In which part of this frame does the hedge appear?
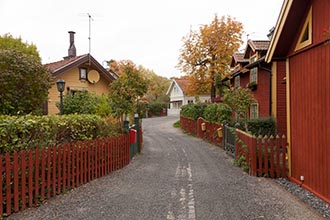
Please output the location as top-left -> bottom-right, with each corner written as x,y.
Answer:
0,114 -> 121,154
247,117 -> 276,137
181,103 -> 207,120
203,103 -> 232,124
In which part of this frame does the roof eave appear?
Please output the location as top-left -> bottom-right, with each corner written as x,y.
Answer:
265,0 -> 293,63
52,54 -> 116,82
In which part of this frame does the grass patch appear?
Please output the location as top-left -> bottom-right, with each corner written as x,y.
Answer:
173,120 -> 181,128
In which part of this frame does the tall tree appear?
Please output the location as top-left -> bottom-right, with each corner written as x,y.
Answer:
177,15 -> 243,98
108,61 -> 148,119
0,34 -> 52,115
138,66 -> 170,103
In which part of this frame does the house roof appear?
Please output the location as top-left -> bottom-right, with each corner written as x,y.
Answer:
230,53 -> 249,67
244,40 -> 270,59
175,77 -> 190,94
266,0 -> 311,62
166,77 -> 189,95
46,54 -> 86,73
45,54 -> 118,81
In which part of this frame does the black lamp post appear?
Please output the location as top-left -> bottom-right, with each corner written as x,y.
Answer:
56,79 -> 65,115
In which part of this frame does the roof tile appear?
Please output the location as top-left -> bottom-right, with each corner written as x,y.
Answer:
45,54 -> 86,72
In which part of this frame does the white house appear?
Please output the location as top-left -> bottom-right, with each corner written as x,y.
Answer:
166,77 -> 211,116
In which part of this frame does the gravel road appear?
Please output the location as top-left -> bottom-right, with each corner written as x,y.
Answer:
8,116 -> 324,220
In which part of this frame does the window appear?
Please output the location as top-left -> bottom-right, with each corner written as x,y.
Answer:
295,7 -> 312,51
79,68 -> 87,80
249,54 -> 257,64
188,100 -> 194,104
250,68 -> 258,83
249,54 -> 258,84
250,103 -> 259,119
173,85 -> 178,93
234,76 -> 240,88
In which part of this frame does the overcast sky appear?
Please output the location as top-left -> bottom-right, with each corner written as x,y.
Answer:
0,0 -> 283,78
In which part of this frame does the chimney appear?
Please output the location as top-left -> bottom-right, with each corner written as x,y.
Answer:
67,31 -> 76,58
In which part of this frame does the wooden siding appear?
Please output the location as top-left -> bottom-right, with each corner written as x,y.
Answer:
231,69 -> 271,119
289,43 -> 330,202
286,0 -> 330,202
251,68 -> 271,118
276,61 -> 287,135
48,68 -> 111,115
312,0 -> 330,45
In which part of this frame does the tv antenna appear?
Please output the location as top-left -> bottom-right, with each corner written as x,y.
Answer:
87,13 -> 93,55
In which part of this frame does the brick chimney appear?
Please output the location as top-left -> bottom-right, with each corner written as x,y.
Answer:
67,31 -> 76,58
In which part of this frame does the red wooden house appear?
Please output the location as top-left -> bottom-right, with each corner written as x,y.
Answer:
222,40 -> 287,135
266,0 -> 330,202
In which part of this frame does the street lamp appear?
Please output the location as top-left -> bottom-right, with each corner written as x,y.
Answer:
56,79 -> 65,115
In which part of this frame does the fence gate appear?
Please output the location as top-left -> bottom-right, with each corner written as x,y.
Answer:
223,125 -> 236,158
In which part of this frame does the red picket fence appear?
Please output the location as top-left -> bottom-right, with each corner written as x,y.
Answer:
0,134 -> 130,216
180,116 -> 288,178
180,116 -> 197,136
196,118 -> 223,146
236,130 -> 288,178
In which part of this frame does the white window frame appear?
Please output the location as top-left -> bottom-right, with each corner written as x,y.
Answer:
250,67 -> 258,83
250,103 -> 259,119
79,67 -> 87,80
234,76 -> 240,88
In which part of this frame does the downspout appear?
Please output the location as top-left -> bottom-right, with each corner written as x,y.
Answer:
258,64 -> 272,117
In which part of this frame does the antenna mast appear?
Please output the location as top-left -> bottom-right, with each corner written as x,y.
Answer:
87,13 -> 93,54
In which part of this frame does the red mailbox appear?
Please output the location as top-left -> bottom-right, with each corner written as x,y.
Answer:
129,129 -> 137,144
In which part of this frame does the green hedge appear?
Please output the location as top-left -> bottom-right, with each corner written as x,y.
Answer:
148,102 -> 166,117
0,114 -> 121,154
181,103 -> 207,120
203,103 -> 232,124
247,117 -> 276,137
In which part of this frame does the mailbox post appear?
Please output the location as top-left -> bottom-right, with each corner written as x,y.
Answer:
134,114 -> 140,153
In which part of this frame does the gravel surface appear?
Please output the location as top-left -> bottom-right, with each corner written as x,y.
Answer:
7,116 -> 325,220
276,178 -> 330,218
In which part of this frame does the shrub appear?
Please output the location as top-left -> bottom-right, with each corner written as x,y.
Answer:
203,103 -> 232,124
247,117 -> 276,137
0,114 -> 121,154
173,120 -> 180,128
181,104 -> 195,119
58,91 -> 98,115
181,103 -> 207,120
148,102 -> 165,116
193,103 -> 207,120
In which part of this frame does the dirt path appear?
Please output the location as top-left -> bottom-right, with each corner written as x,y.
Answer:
8,116 -> 324,220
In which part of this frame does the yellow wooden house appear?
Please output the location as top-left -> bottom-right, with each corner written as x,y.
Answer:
45,31 -> 117,115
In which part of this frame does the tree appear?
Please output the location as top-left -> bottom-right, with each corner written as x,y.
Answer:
138,66 -> 170,103
177,15 -> 243,98
223,87 -> 256,124
58,91 -> 112,117
108,61 -> 148,119
0,34 -> 52,115
0,33 -> 41,62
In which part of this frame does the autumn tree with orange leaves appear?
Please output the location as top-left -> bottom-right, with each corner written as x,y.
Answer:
177,15 -> 243,98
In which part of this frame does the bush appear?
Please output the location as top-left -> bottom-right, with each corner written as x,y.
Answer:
0,114 -> 121,154
247,117 -> 276,137
181,104 -> 195,118
148,102 -> 166,117
58,91 -> 98,115
193,103 -> 207,120
181,103 -> 207,120
203,103 -> 232,124
173,120 -> 180,128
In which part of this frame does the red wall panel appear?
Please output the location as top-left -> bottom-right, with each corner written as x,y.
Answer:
289,43 -> 330,202
276,62 -> 287,135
